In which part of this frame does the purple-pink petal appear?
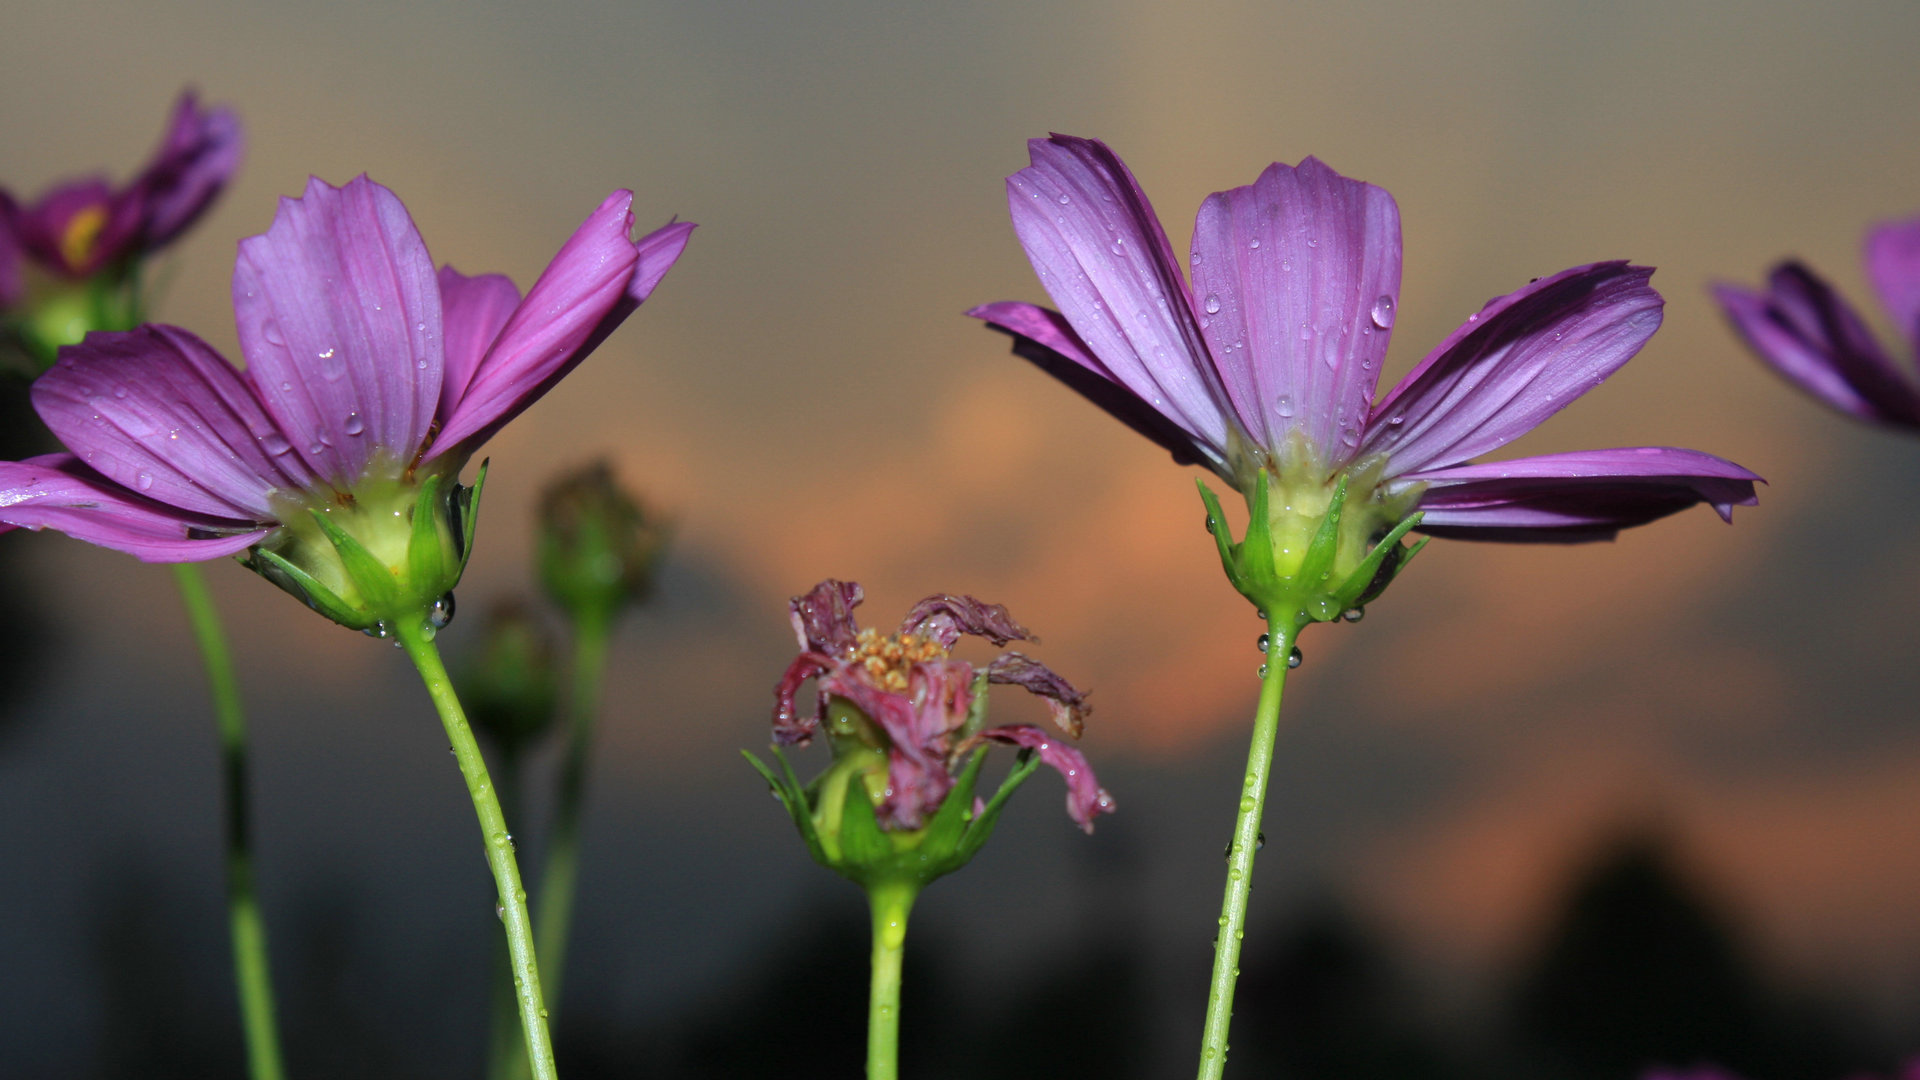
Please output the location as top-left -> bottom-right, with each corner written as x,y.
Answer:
789,578 -> 864,654
772,651 -> 834,746
1713,280 -> 1893,423
233,176 -> 442,483
1006,136 -> 1232,458
985,650 -> 1090,738
1189,157 -> 1401,471
981,724 -> 1115,833
436,267 -> 521,419
1364,262 -> 1665,476
14,178 -> 144,278
432,197 -> 691,456
0,453 -> 266,562
967,301 -> 1225,474
899,592 -> 1033,648
33,325 -> 311,519
1865,217 -> 1920,352
1405,447 -> 1761,541
134,91 -> 243,250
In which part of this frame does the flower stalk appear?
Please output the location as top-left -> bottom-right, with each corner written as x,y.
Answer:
1196,617 -> 1292,1080
395,615 -> 558,1080
532,605 -> 612,1015
865,878 -> 919,1080
171,562 -> 286,1080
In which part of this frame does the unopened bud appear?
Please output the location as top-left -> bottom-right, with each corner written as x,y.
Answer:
537,461 -> 668,626
458,602 -> 560,756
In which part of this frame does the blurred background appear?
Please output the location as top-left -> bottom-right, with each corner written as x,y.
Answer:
4,0 -> 1920,1076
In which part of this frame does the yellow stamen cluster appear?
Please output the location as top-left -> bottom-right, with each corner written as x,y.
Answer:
59,203 -> 111,270
851,627 -> 947,693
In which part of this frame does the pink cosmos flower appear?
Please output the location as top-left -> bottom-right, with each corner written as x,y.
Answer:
1714,217 -> 1920,430
0,90 -> 241,301
972,136 -> 1759,544
773,579 -> 1114,833
0,176 -> 692,613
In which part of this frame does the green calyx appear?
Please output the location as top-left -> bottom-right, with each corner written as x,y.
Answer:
1198,463 -> 1430,637
242,459 -> 488,639
4,266 -> 144,372
744,675 -> 1041,890
536,460 -> 669,627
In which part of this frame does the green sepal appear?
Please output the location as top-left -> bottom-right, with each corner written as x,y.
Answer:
1295,473 -> 1349,590
917,749 -> 986,857
954,748 -> 1043,863
407,473 -> 445,589
1333,510 -> 1424,608
242,547 -> 372,630
835,767 -> 895,868
1197,478 -> 1237,590
743,747 -> 828,865
458,459 -> 489,572
308,507 -> 400,610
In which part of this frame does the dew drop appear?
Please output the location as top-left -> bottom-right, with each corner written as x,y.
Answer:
1287,646 -> 1303,669
1298,323 -> 1313,341
318,347 -> 334,360
342,412 -> 365,435
1256,832 -> 1267,850
1248,237 -> 1261,249
1275,394 -> 1295,417
1255,632 -> 1269,653
1280,259 -> 1292,272
112,385 -> 129,399
1057,192 -> 1071,205
1307,237 -> 1319,248
1257,609 -> 1268,621
135,471 -> 154,491
1257,664 -> 1268,678
1203,514 -> 1216,534
1342,607 -> 1365,623
1110,240 -> 1126,256
1204,293 -> 1222,315
1370,294 -> 1396,329
1190,250 -> 1204,267
307,443 -> 326,456
280,382 -> 293,393
429,591 -> 457,630
261,320 -> 284,346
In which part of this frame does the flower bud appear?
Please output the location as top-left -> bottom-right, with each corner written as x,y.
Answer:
457,602 -> 560,756
536,461 -> 668,626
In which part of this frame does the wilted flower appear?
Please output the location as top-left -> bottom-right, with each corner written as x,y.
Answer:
1,91 -> 241,359
0,175 -> 693,635
537,460 -> 669,625
972,136 -> 1759,623
754,580 -> 1111,886
1714,217 -> 1920,430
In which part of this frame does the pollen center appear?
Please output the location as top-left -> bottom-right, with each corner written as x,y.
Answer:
59,203 -> 110,270
852,628 -> 947,693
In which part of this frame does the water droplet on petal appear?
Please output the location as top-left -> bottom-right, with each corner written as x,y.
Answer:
112,385 -> 129,399
1370,295 -> 1396,329
135,471 -> 154,491
1275,394 -> 1294,418
1190,250 -> 1204,267
262,320 -> 284,346
1248,237 -> 1261,249
1204,293 -> 1222,314
342,412 -> 365,436
1057,192 -> 1071,205
1298,323 -> 1313,341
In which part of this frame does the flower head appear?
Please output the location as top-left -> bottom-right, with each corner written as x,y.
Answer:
0,175 -> 694,635
1714,217 -> 1920,430
0,91 -> 241,359
766,580 -> 1112,862
971,136 -> 1759,624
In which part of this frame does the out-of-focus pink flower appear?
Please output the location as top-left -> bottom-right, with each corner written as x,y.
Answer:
0,90 -> 241,292
973,135 -> 1760,544
773,579 -> 1113,833
1715,218 -> 1920,431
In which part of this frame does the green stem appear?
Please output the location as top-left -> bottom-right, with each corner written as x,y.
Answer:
171,563 -> 287,1080
865,879 -> 919,1080
486,755 -> 529,1080
394,620 -> 559,1080
1196,620 -> 1294,1080
532,611 -> 613,1013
